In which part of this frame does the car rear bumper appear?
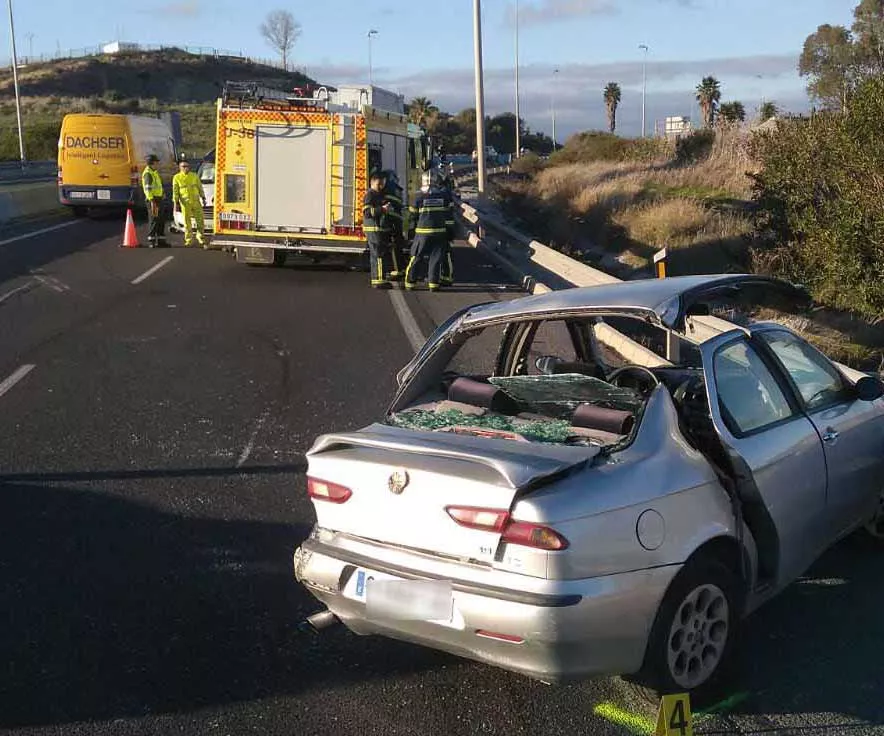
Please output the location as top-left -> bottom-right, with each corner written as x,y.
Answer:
294,537 -> 680,683
59,185 -> 135,207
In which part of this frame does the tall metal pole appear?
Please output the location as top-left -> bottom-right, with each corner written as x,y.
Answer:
368,29 -> 378,87
473,0 -> 487,194
639,44 -> 648,138
551,68 -> 558,151
514,0 -> 521,159
7,0 -> 25,163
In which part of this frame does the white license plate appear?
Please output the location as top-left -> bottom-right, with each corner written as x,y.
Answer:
70,191 -> 94,199
97,189 -> 111,200
344,568 -> 456,624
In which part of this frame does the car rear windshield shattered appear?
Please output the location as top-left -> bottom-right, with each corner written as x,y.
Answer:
388,374 -> 644,447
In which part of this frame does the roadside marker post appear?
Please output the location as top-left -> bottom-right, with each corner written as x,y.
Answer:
654,247 -> 667,279
655,693 -> 693,736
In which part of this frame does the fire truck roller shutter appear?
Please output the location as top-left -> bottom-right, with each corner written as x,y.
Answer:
256,126 -> 329,231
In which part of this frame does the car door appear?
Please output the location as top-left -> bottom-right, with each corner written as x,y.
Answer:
756,328 -> 884,539
701,335 -> 829,586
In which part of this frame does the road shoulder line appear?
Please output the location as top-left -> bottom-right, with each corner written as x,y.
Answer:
0,220 -> 80,247
0,364 -> 35,399
389,289 -> 426,353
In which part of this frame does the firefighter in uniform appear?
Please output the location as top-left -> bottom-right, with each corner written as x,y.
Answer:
380,169 -> 405,280
404,173 -> 456,292
142,154 -> 168,247
362,172 -> 395,289
172,158 -> 207,248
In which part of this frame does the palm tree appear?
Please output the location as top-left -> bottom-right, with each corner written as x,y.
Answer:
603,83 -> 622,133
695,76 -> 722,127
759,101 -> 778,122
408,97 -> 439,127
718,101 -> 746,123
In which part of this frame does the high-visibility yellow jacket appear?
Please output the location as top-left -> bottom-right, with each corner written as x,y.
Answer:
172,170 -> 204,206
142,166 -> 163,200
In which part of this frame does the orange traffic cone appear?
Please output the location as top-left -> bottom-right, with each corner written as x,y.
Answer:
122,208 -> 139,248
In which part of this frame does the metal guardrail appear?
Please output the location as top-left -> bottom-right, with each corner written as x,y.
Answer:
451,170 -> 742,367
0,161 -> 57,183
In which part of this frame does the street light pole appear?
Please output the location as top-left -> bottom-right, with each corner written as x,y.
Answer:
473,0 -> 487,194
639,44 -> 648,138
367,29 -> 378,87
514,0 -> 521,159
551,68 -> 559,151
6,0 -> 25,163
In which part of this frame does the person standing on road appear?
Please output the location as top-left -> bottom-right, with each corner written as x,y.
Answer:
172,159 -> 207,248
380,169 -> 405,280
404,173 -> 456,292
141,154 -> 168,247
362,172 -> 395,289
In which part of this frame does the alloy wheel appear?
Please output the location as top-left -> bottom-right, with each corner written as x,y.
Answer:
666,583 -> 730,690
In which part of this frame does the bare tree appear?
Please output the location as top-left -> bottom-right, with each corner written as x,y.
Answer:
259,10 -> 302,70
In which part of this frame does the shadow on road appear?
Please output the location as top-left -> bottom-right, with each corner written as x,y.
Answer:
0,478 -> 452,729
0,212 -> 122,288
719,538 -> 884,728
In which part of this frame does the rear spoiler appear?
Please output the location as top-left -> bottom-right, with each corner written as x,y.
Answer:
306,423 -> 597,491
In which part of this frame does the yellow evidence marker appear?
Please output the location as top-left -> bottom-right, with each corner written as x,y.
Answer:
655,693 -> 693,736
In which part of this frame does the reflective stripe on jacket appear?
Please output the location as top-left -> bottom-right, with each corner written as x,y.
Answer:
173,171 -> 203,205
362,189 -> 390,233
409,188 -> 455,236
142,167 -> 163,200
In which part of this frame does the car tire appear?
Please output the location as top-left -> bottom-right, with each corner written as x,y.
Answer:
626,557 -> 743,709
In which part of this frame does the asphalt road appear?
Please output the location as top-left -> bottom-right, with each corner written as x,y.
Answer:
0,213 -> 882,735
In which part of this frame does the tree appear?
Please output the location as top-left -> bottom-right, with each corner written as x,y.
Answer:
696,76 -> 722,127
759,101 -> 779,121
259,10 -> 301,70
719,101 -> 746,123
603,82 -> 621,134
408,97 -> 439,127
799,24 -> 857,112
852,0 -> 884,73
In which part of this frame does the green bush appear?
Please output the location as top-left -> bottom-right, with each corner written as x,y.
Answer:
510,151 -> 543,175
0,119 -> 61,160
750,77 -> 884,319
675,129 -> 716,164
548,131 -> 667,166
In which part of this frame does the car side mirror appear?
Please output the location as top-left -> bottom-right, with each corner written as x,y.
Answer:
855,375 -> 884,402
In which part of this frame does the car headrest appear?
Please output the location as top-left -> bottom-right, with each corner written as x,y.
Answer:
571,404 -> 635,435
448,377 -> 520,415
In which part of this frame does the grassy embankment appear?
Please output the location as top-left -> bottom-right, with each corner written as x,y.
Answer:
0,49 -> 312,159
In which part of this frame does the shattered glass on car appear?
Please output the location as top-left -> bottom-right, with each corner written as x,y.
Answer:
488,374 -> 643,416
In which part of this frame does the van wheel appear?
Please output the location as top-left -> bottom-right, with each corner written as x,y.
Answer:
272,249 -> 287,267
625,557 -> 741,709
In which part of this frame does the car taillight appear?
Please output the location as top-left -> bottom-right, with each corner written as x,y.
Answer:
307,477 -> 352,504
445,506 -> 569,551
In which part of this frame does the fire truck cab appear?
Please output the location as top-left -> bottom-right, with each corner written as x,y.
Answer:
210,81 -> 432,267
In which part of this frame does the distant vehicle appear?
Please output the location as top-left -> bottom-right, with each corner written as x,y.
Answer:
57,113 -> 178,216
210,81 -> 432,267
295,274 -> 884,703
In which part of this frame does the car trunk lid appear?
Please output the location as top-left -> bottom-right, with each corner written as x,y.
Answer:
305,423 -> 597,563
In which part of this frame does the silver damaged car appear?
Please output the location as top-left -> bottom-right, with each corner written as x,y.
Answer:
294,274 -> 884,701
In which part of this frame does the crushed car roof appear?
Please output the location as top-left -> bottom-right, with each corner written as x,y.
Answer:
458,274 -> 809,332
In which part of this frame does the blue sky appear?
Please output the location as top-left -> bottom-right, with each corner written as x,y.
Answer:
5,0 -> 857,138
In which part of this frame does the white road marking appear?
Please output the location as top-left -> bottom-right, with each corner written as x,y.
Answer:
237,408 -> 271,468
0,220 -> 81,247
389,289 -> 426,353
131,256 -> 174,285
0,364 -> 35,399
32,274 -> 65,293
0,280 -> 35,304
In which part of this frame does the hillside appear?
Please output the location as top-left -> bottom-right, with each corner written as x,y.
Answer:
0,49 -> 315,159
